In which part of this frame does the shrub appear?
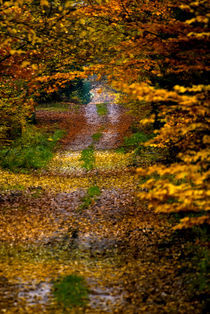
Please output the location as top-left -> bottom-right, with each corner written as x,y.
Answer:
0,127 -> 63,172
123,132 -> 153,149
53,274 -> 89,309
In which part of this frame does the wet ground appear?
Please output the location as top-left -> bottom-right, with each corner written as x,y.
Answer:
37,86 -> 132,152
67,87 -> 129,150
0,86 -> 203,313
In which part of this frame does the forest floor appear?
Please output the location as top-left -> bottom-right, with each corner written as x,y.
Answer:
0,86 -> 206,313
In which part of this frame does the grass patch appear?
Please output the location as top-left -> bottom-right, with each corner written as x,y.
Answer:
123,131 -> 153,149
53,274 -> 89,309
116,131 -> 155,164
80,145 -> 95,171
92,132 -> 103,142
117,130 -> 173,166
115,147 -> 126,154
87,185 -> 101,197
96,103 -> 108,116
37,102 -> 70,112
116,131 -> 153,154
79,185 -> 101,210
0,127 -> 64,172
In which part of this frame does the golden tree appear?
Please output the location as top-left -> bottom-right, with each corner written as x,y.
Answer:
0,0 -> 94,141
1,0 -> 209,228
77,0 -> 210,229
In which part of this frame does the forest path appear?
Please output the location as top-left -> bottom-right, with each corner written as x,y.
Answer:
65,86 -> 129,150
0,86 -> 198,313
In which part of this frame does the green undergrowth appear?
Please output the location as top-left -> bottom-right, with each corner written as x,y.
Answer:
96,103 -> 108,116
163,225 -> 210,311
79,185 -> 101,211
53,274 -> 89,309
183,229 -> 209,311
37,102 -> 70,112
92,132 -> 103,142
37,102 -> 82,113
80,145 -> 95,170
0,127 -> 64,172
124,131 -> 153,148
190,246 -> 209,293
116,131 -> 153,154
115,130 -> 170,166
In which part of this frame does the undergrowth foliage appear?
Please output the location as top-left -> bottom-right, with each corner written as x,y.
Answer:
96,103 -> 108,116
53,274 -> 89,309
0,127 -> 63,171
92,132 -> 103,142
80,145 -> 95,171
79,185 -> 101,211
120,131 -> 154,154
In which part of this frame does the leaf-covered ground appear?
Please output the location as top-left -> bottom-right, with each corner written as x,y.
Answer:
0,87 -> 205,313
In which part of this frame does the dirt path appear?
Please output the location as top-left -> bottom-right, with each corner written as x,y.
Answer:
37,85 -> 132,151
0,86 -> 203,313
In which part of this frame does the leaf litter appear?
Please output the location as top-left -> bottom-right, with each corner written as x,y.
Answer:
0,86 -> 204,313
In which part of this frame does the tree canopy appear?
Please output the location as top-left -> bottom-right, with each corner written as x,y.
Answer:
0,0 -> 209,228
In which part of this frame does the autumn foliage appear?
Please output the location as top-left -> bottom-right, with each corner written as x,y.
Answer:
78,0 -> 210,229
0,0 -> 89,140
0,0 -> 209,229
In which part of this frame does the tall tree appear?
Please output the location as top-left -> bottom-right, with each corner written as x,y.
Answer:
76,0 -> 210,228
0,0 -> 94,140
1,0 -> 209,228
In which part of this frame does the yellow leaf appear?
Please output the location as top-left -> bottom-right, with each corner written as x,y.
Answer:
40,0 -> 49,7
32,64 -> 38,70
21,61 -> 30,68
203,135 -> 210,144
10,49 -> 17,55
